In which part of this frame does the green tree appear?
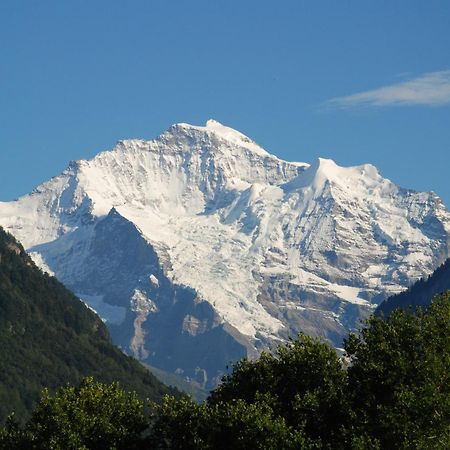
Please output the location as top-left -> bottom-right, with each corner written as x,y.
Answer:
0,413 -> 33,450
7,377 -> 147,450
209,332 -> 348,448
345,293 -> 450,449
148,394 -> 311,450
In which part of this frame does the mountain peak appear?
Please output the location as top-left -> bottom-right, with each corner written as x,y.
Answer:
205,118 -> 226,129
284,157 -> 340,191
1,122 -> 449,388
205,119 -> 272,157
284,157 -> 384,194
165,120 -> 273,158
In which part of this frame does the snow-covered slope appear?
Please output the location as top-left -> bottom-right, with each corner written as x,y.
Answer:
1,119 -> 449,386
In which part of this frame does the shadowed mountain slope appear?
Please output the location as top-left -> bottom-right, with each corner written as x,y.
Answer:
0,227 -> 177,422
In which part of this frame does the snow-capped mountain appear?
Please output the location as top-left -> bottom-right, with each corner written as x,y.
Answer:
1,120 -> 449,387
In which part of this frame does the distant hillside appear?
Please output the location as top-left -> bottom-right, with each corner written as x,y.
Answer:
145,363 -> 208,403
0,227 -> 177,423
376,258 -> 450,316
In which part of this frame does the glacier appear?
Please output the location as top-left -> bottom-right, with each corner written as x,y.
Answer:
1,119 -> 449,388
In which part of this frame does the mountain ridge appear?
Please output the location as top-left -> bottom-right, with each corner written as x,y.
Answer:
1,120 -> 449,387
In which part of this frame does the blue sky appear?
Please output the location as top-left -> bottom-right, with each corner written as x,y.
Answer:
1,1 -> 450,204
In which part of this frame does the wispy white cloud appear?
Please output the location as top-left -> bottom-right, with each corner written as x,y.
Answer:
324,70 -> 450,109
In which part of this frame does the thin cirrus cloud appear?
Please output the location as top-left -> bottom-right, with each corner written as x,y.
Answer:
324,70 -> 450,109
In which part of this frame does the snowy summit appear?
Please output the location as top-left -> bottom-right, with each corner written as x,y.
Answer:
0,120 -> 449,387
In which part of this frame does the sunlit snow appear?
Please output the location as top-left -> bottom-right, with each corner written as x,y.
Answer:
0,120 -> 449,343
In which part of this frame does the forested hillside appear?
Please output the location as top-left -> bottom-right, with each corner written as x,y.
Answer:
0,227 -> 177,423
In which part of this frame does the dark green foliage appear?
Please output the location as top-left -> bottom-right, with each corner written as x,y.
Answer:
209,333 -> 348,447
346,293 -> 450,449
377,258 -> 450,316
0,377 -> 147,449
148,395 -> 311,450
0,228 -> 176,423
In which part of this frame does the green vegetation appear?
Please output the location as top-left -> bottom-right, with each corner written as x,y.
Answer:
209,332 -> 348,447
2,293 -> 450,449
346,295 -> 450,448
0,228 -> 177,423
0,377 -> 148,450
148,395 -> 306,449
144,364 -> 208,403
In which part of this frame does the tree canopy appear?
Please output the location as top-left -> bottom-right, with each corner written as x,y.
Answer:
2,292 -> 450,449
346,293 -> 450,448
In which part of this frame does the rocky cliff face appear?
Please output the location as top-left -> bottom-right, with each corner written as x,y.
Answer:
1,120 -> 449,387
